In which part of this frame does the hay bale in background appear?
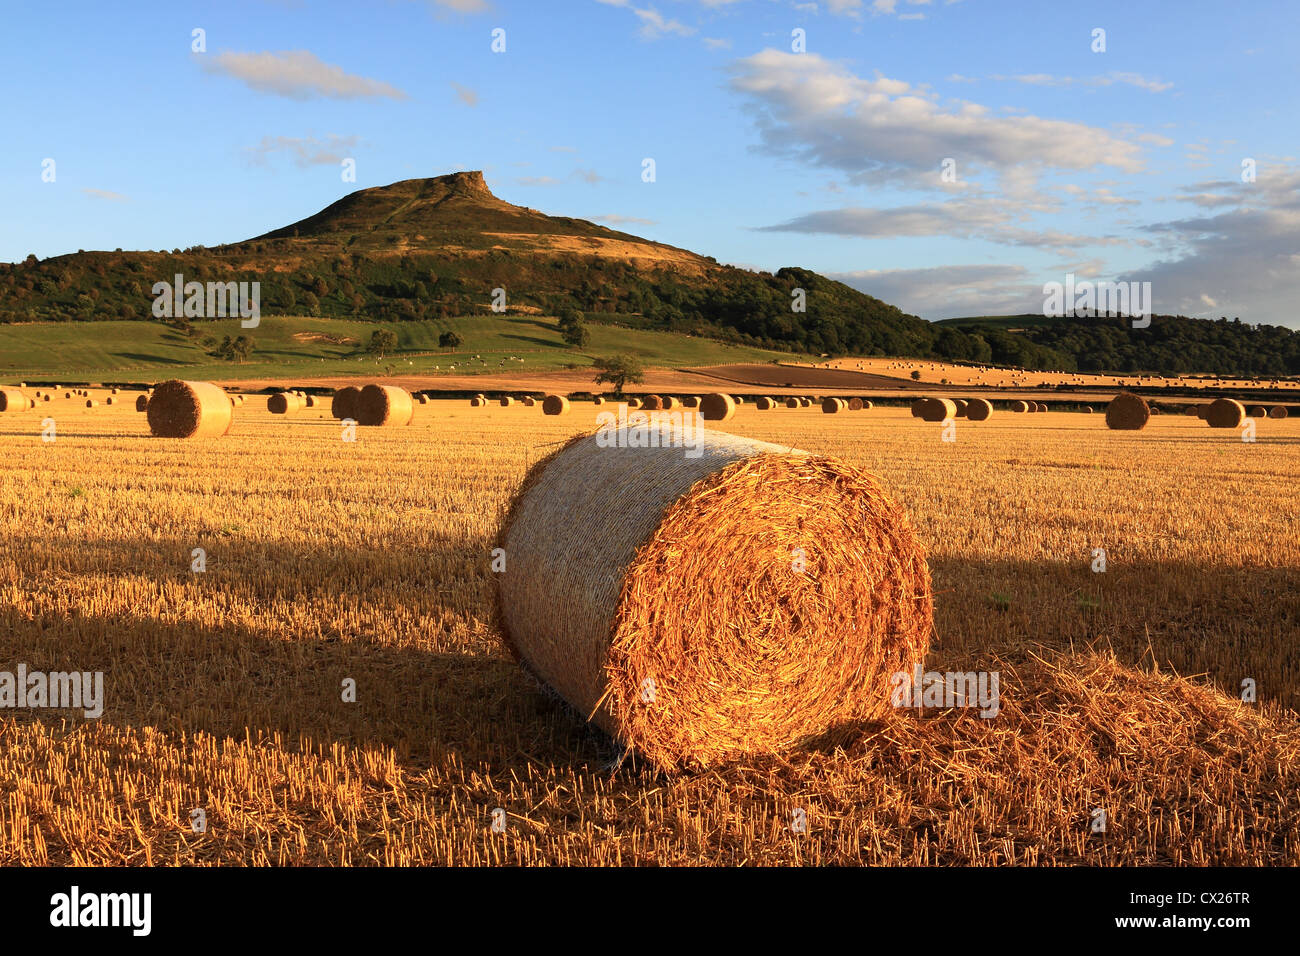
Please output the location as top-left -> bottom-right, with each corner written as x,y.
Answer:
910,398 -> 927,418
1184,406 -> 1199,416
470,397 -> 486,407
848,397 -> 863,411
1205,398 -> 1246,428
1196,405 -> 1210,420
500,396 -> 515,407
1083,406 -> 1094,414
332,386 -> 362,420
916,398 -> 957,422
494,428 -> 933,772
418,394 -> 429,405
303,394 -> 316,408
954,399 -> 970,418
757,397 -> 776,410
735,397 -> 746,406
786,397 -> 800,409
800,398 -> 813,408
822,397 -> 844,414
105,396 -> 116,405
862,400 -> 874,409
593,397 -> 604,406
135,394 -> 149,411
85,399 -> 98,408
626,398 -> 641,409
0,388 -> 27,412
1248,405 -> 1267,418
1104,392 -> 1150,431
1269,405 -> 1288,419
267,392 -> 301,414
682,396 -> 700,409
542,394 -> 570,416
699,393 -> 736,422
664,396 -> 682,410
642,395 -> 664,411
522,396 -> 536,407
357,385 -> 415,426
966,398 -> 993,421
146,380 -> 233,438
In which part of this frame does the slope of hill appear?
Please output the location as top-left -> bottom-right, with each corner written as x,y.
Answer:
0,171 -> 931,359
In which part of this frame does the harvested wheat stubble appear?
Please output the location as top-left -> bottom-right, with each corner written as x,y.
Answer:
1269,405 -> 1289,419
356,384 -> 414,426
495,428 -> 933,772
135,395 -> 149,412
0,388 -> 27,412
916,398 -> 957,422
1104,392 -> 1150,431
267,392 -> 301,414
682,396 -> 700,409
146,380 -> 233,438
757,397 -> 776,410
1205,398 -> 1246,428
700,393 -> 736,422
542,394 -> 570,416
331,386 -> 361,420
786,397 -> 801,409
965,398 -> 993,421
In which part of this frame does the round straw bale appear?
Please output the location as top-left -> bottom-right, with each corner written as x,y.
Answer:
1183,405 -> 1199,416
735,397 -> 746,405
418,394 -> 429,405
682,396 -> 700,409
1248,405 -> 1267,418
303,394 -> 316,408
357,384 -> 415,426
1011,401 -> 1030,413
593,397 -> 604,406
642,395 -> 664,411
663,396 -> 681,410
233,395 -> 244,406
500,396 -> 515,407
862,400 -> 874,409
1205,398 -> 1246,428
105,396 -> 115,405
111,388 -> 119,395
64,392 -> 72,399
267,392 -> 301,414
800,398 -> 813,408
965,398 -> 993,421
135,394 -> 149,411
523,396 -> 536,407
954,398 -> 970,417
786,397 -> 800,409
1149,406 -> 1161,415
331,386 -> 362,420
542,394 -> 570,416
495,430 -> 933,772
626,398 -> 641,409
42,394 -> 51,402
848,397 -> 863,411
470,397 -> 486,407
1104,392 -> 1150,430
1269,405 -> 1288,419
1036,402 -> 1049,413
821,397 -> 843,414
85,399 -> 97,408
146,380 -> 234,438
28,399 -> 36,409
1083,406 -> 1094,413
916,398 -> 957,422
0,388 -> 27,412
757,397 -> 776,410
699,393 -> 736,422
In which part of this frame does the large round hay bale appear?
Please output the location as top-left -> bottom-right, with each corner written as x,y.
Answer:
1269,405 -> 1288,419
1248,405 -> 1267,418
522,396 -> 536,407
1205,398 -> 1246,428
699,393 -> 736,422
965,398 -> 993,421
910,398 -> 926,418
495,429 -> 933,772
0,388 -> 27,412
1104,392 -> 1150,431
331,386 -> 362,420
821,397 -> 843,414
954,398 -> 970,418
916,398 -> 957,422
642,395 -> 664,411
357,384 -> 415,426
1011,400 -> 1029,413
682,396 -> 700,409
1183,405 -> 1199,416
542,394 -> 570,416
663,396 -> 681,411
786,397 -> 800,409
470,397 -> 486,407
267,392 -> 301,414
626,397 -> 641,409
500,396 -> 515,407
146,380 -> 234,438
799,397 -> 813,408
135,394 -> 149,412
756,397 -> 776,410
848,397 -> 864,411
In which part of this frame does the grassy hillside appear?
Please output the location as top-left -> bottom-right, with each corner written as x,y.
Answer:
0,314 -> 792,382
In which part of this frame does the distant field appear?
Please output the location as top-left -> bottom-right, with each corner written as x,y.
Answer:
1,395 -> 1297,864
0,316 -> 789,383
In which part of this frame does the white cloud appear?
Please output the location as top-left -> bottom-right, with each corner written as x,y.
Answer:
199,50 -> 407,100
990,71 -> 1173,93
591,214 -> 659,226
451,81 -> 479,106
81,188 -> 128,202
829,264 -> 1043,319
244,134 -> 361,167
597,0 -> 694,38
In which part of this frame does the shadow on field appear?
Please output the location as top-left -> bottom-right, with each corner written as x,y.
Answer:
111,352 -> 189,365
0,532 -> 620,774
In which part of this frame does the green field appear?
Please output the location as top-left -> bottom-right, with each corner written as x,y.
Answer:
0,315 -> 792,383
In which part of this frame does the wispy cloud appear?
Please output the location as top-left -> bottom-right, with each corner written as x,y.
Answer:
198,50 -> 407,100
596,0 -> 695,39
451,81 -> 479,106
81,188 -> 128,202
244,134 -> 362,167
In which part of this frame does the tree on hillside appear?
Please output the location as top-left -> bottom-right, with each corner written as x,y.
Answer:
562,322 -> 590,348
367,328 -> 398,359
439,330 -> 463,349
592,354 -> 644,395
910,370 -> 921,380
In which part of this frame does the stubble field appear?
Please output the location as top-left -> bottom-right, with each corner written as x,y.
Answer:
1,394 -> 1298,865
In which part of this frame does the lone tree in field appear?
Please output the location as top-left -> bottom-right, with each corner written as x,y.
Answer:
593,354 -> 644,396
367,329 -> 398,359
562,323 -> 590,348
910,370 -> 922,381
439,330 -> 463,349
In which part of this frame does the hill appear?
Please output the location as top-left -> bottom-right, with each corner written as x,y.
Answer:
0,171 -> 931,359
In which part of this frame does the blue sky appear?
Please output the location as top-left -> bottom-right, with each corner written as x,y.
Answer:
2,0 -> 1297,325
